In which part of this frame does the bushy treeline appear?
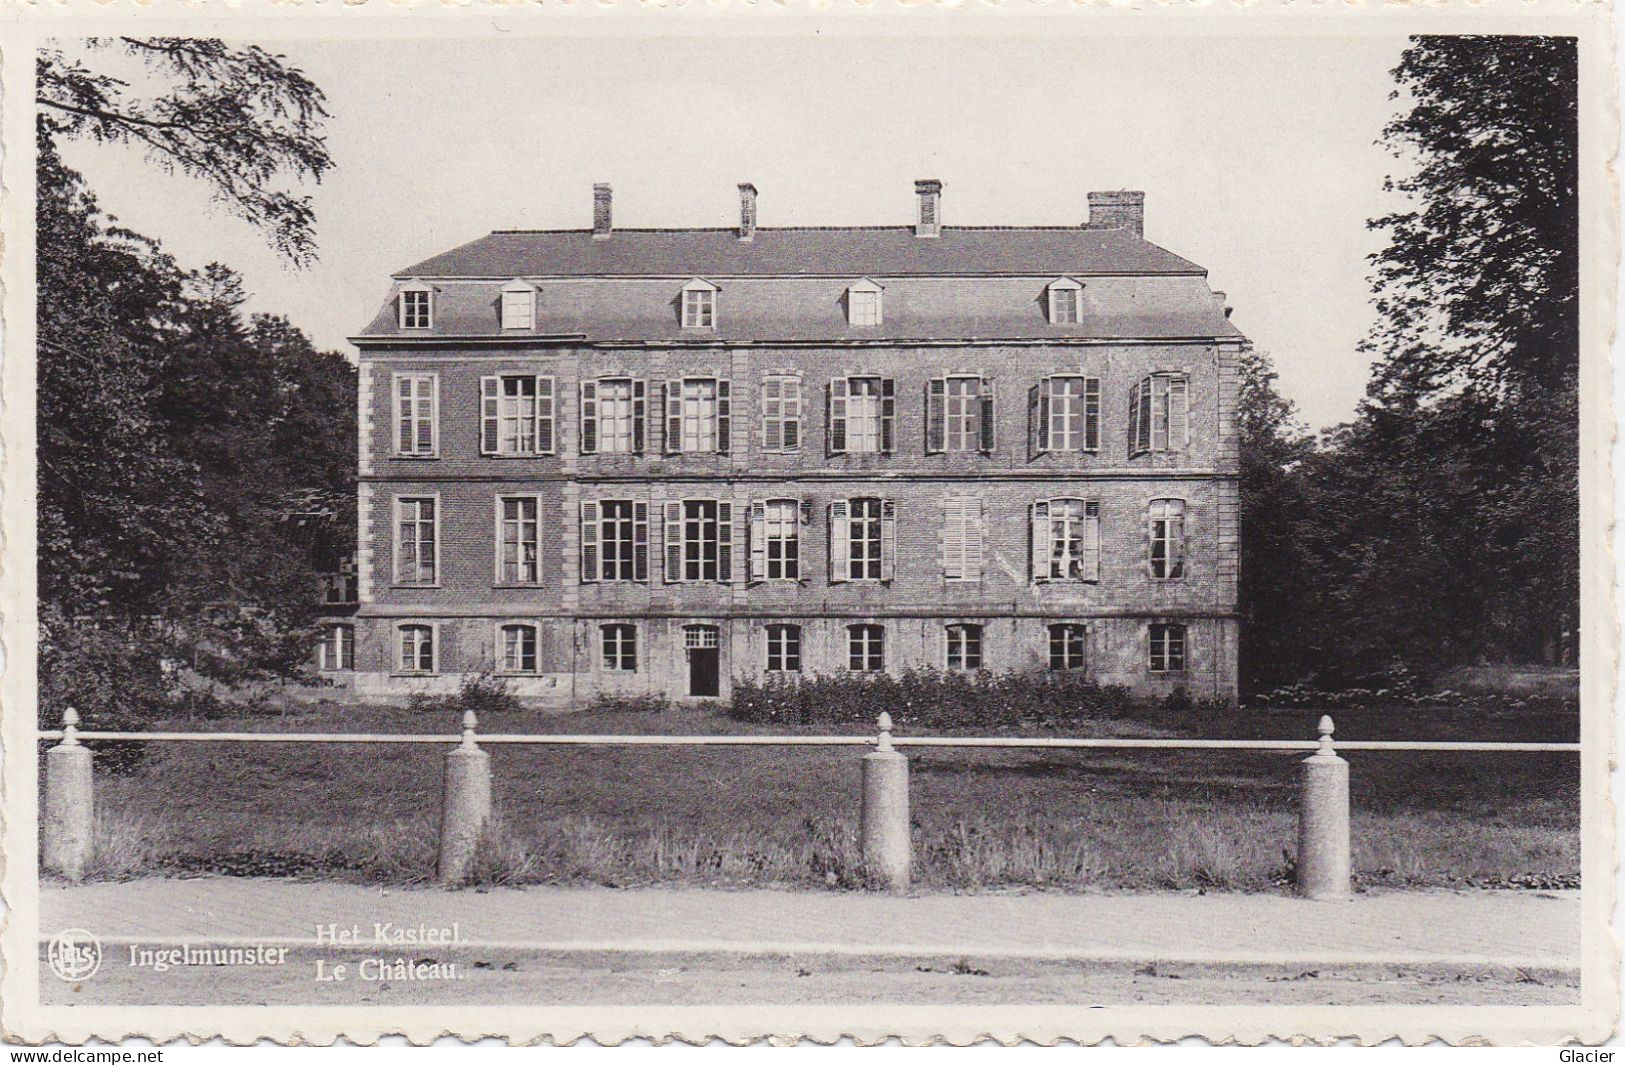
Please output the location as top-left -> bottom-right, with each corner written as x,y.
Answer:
37,136 -> 355,732
1238,38 -> 1578,697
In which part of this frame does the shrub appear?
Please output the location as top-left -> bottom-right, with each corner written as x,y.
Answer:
727,669 -> 1135,731
408,668 -> 522,719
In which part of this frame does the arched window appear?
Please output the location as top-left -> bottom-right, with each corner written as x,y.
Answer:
318,624 -> 354,671
847,624 -> 885,672
498,623 -> 539,674
397,624 -> 435,674
945,624 -> 983,671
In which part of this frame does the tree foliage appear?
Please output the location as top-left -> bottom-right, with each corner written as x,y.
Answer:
37,138 -> 355,725
37,38 -> 332,266
1241,36 -> 1579,693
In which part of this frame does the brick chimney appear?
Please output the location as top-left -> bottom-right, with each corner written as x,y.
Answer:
915,179 -> 943,238
592,183 -> 612,239
738,183 -> 758,242
1086,190 -> 1145,238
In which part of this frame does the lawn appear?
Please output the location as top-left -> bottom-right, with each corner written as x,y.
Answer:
70,699 -> 1579,893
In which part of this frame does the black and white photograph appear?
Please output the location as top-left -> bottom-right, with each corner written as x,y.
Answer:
0,2 -> 1615,1047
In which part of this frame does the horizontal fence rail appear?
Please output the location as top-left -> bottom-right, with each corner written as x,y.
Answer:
35,706 -> 1581,896
35,730 -> 1581,753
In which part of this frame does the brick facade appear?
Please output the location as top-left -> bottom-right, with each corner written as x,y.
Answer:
332,186 -> 1245,705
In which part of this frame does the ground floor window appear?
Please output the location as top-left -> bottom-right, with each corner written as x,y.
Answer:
945,623 -> 983,671
318,623 -> 353,671
398,624 -> 435,674
766,623 -> 801,672
1048,623 -> 1086,672
848,624 -> 884,672
499,623 -> 539,674
1149,623 -> 1187,673
602,623 -> 638,672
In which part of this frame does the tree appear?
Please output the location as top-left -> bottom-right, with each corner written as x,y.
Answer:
37,38 -> 332,266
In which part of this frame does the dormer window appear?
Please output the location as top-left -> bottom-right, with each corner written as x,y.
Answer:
847,279 -> 883,327
1047,277 -> 1083,325
399,282 -> 433,329
500,279 -> 536,330
681,279 -> 718,329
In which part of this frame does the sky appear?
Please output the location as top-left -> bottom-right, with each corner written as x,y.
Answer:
56,33 -> 1413,430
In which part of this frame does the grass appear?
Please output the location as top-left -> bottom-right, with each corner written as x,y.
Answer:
65,699 -> 1579,893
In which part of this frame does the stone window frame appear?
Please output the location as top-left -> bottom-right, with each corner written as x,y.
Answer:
495,620 -> 541,676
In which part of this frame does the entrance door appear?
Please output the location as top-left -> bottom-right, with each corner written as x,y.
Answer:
684,625 -> 721,697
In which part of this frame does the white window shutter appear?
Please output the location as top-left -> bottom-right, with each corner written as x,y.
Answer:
762,379 -> 782,452
1172,375 -> 1190,448
926,379 -> 945,454
783,376 -> 801,451
942,498 -> 964,579
1031,500 -> 1050,582
580,380 -> 598,454
480,377 -> 500,455
633,501 -> 650,582
580,501 -> 599,582
880,499 -> 897,582
1084,500 -> 1101,582
665,379 -> 682,454
965,498 -> 984,581
664,501 -> 683,582
536,376 -> 555,454
717,501 -> 733,581
829,501 -> 850,583
1085,377 -> 1101,451
1030,382 -> 1046,455
749,500 -> 767,581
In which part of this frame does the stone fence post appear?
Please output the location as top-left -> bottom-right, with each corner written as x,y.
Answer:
1297,714 -> 1351,900
861,712 -> 911,892
438,710 -> 492,886
44,707 -> 95,882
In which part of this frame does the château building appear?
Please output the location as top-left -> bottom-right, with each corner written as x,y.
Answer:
323,180 -> 1245,704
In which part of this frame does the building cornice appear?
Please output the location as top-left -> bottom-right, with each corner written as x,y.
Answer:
360,468 -> 1238,484
357,604 -> 1241,622
351,335 -> 1239,352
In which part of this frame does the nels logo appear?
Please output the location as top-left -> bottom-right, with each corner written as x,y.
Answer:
46,928 -> 101,982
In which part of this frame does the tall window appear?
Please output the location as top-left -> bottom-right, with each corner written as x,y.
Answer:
682,287 -> 716,328
829,376 -> 895,454
942,497 -> 984,581
927,376 -> 994,453
1047,279 -> 1082,324
394,374 -> 437,457
665,500 -> 733,583
1149,623 -> 1187,672
318,624 -> 354,671
751,500 -> 801,581
848,283 -> 882,326
497,496 -> 540,584
1130,373 -> 1190,454
501,282 -> 535,329
602,624 -> 638,671
581,377 -> 644,455
830,498 -> 894,582
664,378 -> 730,454
766,624 -> 802,672
1149,499 -> 1187,580
499,623 -> 539,674
398,624 -> 435,674
1032,499 -> 1100,583
1049,624 -> 1087,671
1035,375 -> 1101,453
480,375 -> 555,456
581,500 -> 649,583
945,624 -> 983,671
848,624 -> 885,672
395,497 -> 438,585
399,288 -> 432,329
761,375 -> 802,452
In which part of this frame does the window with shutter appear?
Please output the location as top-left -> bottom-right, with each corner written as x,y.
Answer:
754,500 -> 799,581
718,502 -> 733,581
943,497 -> 983,581
1133,373 -> 1190,454
633,501 -> 649,582
587,500 -> 644,582
535,376 -> 555,454
749,500 -> 768,581
1030,500 -> 1050,582
396,374 -> 438,457
717,379 -> 731,454
1037,498 -> 1101,582
586,378 -> 637,454
880,499 -> 897,581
